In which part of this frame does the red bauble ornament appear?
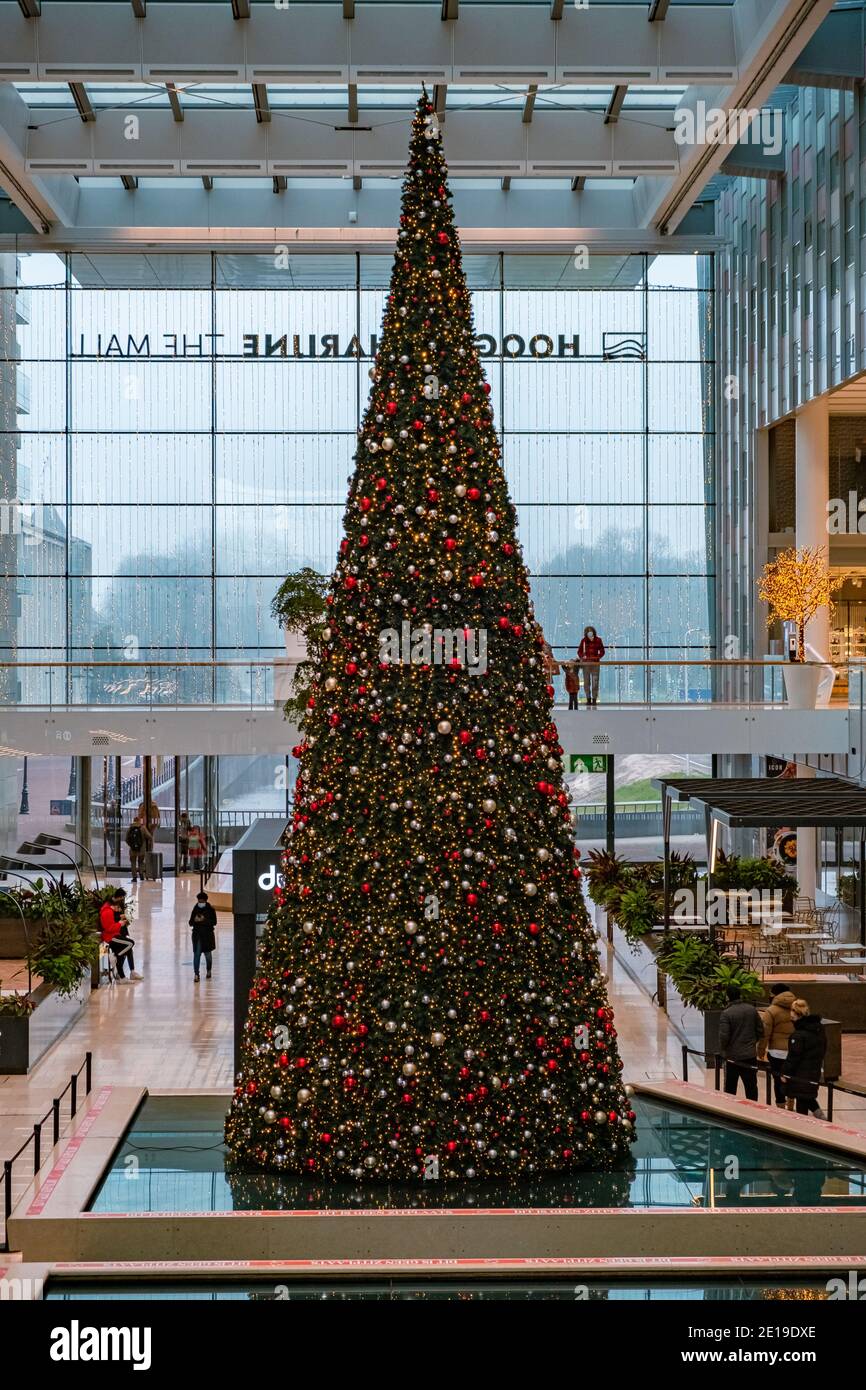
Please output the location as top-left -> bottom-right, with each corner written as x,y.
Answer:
345,575 -> 357,590
466,892 -> 478,906
437,232 -> 449,244
491,921 -> 503,935
466,486 -> 481,500
385,402 -> 397,415
461,392 -> 472,405
280,1117 -> 291,1129
345,661 -> 357,675
361,882 -> 371,894
444,537 -> 457,550
469,574 -> 483,588
359,496 -> 372,511
332,1014 -> 347,1029
528,922 -> 541,936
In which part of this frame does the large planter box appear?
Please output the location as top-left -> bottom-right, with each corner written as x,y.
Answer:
0,980 -> 88,1074
0,915 -> 45,958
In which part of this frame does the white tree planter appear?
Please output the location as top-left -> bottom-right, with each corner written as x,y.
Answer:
274,629 -> 307,705
782,662 -> 821,709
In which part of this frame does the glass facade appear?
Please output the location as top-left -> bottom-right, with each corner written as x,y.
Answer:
1,249 -> 715,703
717,84 -> 862,666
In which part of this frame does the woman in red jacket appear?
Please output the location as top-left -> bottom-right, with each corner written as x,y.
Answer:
577,625 -> 605,707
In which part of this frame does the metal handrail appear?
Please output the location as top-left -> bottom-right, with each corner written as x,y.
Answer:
1,1051 -> 92,1252
0,657 -> 841,668
679,1043 -> 866,1123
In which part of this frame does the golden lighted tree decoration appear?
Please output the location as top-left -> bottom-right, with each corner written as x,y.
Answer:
758,546 -> 844,661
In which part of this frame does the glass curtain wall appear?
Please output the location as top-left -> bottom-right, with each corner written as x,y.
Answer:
1,250 -> 715,702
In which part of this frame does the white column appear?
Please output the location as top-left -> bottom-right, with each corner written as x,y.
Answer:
794,395 -> 830,659
795,762 -> 818,902
794,399 -> 829,902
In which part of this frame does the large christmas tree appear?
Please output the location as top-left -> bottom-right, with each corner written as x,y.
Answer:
226,93 -> 635,1182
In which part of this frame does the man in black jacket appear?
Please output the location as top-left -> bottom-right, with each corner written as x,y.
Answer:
718,986 -> 764,1100
189,891 -> 218,983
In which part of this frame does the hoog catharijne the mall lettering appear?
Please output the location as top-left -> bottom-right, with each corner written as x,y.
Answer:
70,330 -> 591,360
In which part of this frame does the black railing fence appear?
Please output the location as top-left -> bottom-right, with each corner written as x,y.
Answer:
1,1051 -> 92,1252
679,1043 -> 866,1123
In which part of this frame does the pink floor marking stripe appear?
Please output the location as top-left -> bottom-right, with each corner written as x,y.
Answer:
26,1087 -> 113,1216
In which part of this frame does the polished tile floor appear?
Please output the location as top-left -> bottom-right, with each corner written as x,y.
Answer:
3,874 -> 866,1237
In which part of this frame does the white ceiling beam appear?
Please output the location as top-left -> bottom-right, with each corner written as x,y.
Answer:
0,3 -> 745,88
0,84 -> 75,230
644,0 -> 837,234
22,105 -> 682,181
22,182 -> 670,244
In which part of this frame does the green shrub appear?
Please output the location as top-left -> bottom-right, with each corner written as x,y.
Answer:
27,915 -> 98,999
656,930 -> 762,1011
712,852 -> 797,896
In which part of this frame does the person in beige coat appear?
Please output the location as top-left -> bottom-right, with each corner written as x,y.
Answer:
758,984 -> 796,1107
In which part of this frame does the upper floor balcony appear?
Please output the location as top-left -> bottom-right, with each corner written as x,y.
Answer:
0,659 -> 859,764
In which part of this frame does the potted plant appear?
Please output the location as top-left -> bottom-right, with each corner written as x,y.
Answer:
0,987 -> 35,1018
656,931 -> 763,1059
27,914 -> 98,1000
271,568 -> 329,711
758,546 -> 844,707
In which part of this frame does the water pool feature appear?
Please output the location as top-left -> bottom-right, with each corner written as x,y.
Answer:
43,1276 -> 840,1301
88,1094 -> 866,1214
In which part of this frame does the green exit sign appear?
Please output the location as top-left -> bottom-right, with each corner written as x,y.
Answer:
569,754 -> 608,775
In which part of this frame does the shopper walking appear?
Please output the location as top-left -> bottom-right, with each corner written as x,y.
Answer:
577,625 -> 605,707
784,1000 -> 827,1118
758,984 -> 796,1107
188,824 -> 206,878
719,986 -> 763,1100
125,814 -> 152,883
190,890 -> 217,983
178,811 -> 191,873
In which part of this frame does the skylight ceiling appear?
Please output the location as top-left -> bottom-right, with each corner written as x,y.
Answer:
14,82 -> 688,113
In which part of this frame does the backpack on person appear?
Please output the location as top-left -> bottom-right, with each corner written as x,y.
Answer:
128,825 -> 143,851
